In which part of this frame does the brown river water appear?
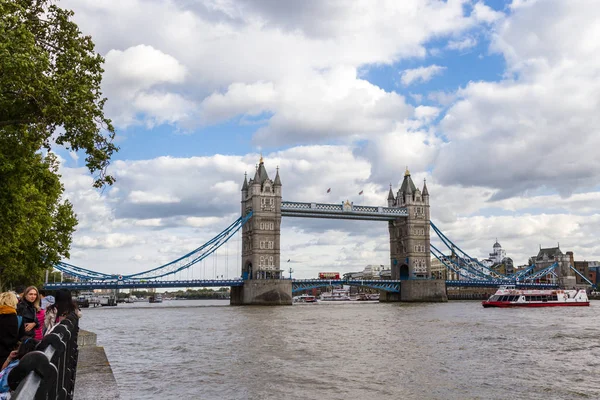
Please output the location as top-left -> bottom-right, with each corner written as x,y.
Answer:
80,300 -> 600,400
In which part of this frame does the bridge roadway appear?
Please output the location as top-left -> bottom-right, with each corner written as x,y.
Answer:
43,279 -> 559,291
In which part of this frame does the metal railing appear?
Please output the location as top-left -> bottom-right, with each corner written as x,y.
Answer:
10,313 -> 79,400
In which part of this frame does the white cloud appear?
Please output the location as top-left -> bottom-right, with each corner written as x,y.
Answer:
127,191 -> 181,205
472,2 -> 504,24
400,65 -> 447,86
414,106 -> 441,122
74,233 -> 140,249
447,37 -> 477,51
61,0 -> 497,139
200,82 -> 277,125
435,0 -> 600,198
102,45 -> 191,127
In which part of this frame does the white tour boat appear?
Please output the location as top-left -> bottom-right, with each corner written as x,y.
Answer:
482,286 -> 589,308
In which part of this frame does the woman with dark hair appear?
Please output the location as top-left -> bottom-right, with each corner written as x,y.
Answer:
44,289 -> 81,334
16,287 -> 39,338
0,337 -> 38,398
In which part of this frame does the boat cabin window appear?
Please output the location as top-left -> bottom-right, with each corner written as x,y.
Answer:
496,295 -> 519,302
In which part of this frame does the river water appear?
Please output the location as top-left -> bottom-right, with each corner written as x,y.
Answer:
80,300 -> 600,400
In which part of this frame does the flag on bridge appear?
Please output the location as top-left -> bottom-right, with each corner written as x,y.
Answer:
358,190 -> 364,195
326,188 -> 331,193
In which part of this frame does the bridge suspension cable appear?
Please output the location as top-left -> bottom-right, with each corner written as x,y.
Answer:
53,212 -> 253,281
430,222 -> 509,281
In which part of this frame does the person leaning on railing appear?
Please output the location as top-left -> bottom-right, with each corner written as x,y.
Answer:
44,289 -> 82,335
0,292 -> 25,364
0,338 -> 38,399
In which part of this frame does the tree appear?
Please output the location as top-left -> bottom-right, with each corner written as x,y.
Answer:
0,1 -> 117,289
0,129 -> 77,290
0,0 -> 117,188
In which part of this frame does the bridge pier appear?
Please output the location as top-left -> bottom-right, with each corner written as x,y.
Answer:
230,280 -> 292,305
400,280 -> 447,302
379,280 -> 447,302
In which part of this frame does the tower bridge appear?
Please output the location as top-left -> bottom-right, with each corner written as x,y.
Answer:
232,158 -> 444,304
47,157 -> 577,304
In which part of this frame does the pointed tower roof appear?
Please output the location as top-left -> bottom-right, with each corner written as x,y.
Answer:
252,164 -> 260,183
257,155 -> 270,183
273,166 -> 281,186
399,167 -> 417,194
422,178 -> 429,196
387,184 -> 395,200
242,172 -> 248,191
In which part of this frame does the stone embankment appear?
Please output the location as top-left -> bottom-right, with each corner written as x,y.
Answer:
74,330 -> 120,399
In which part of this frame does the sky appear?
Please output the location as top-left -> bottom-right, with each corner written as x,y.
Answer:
53,0 -> 600,280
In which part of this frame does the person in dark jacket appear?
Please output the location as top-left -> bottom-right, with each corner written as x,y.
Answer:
0,292 -> 24,363
16,287 -> 39,338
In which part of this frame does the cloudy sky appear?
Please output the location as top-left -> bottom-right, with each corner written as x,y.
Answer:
54,0 -> 600,280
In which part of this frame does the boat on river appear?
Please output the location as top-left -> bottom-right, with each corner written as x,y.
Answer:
482,286 -> 589,308
149,295 -> 163,303
293,294 -> 318,303
320,288 -> 351,301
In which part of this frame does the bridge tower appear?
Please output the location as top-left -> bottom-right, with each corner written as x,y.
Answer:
231,157 -> 292,305
384,168 -> 447,302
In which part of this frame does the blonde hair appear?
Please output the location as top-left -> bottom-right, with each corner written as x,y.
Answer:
23,286 -> 41,311
0,292 -> 18,308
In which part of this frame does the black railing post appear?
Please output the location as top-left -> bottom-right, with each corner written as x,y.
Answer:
10,313 -> 80,400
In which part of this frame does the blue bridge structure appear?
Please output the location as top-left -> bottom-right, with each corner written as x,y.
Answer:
46,160 -> 589,303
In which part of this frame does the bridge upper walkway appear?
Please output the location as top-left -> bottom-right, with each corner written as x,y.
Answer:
281,201 -> 407,220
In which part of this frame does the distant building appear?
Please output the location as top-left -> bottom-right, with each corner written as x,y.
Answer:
489,240 -> 506,264
430,255 -> 459,280
362,265 -> 385,279
477,240 -> 515,276
530,246 -> 576,287
573,260 -> 600,285
345,264 -> 386,280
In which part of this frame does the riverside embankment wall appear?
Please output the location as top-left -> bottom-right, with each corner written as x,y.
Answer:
74,330 -> 120,399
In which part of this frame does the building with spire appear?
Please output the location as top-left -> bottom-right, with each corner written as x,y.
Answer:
240,156 -> 282,280
387,168 -> 431,279
489,240 -> 506,264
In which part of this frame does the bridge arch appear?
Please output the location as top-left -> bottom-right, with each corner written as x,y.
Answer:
399,264 -> 410,280
242,261 -> 253,280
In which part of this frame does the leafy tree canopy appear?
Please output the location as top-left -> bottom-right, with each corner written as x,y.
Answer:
0,0 -> 117,188
0,129 -> 77,290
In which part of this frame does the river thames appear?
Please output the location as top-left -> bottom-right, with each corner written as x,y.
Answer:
80,300 -> 600,400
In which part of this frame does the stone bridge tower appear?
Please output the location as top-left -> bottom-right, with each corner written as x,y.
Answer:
232,157 -> 291,305
240,157 -> 282,280
385,168 -> 446,302
388,168 -> 431,279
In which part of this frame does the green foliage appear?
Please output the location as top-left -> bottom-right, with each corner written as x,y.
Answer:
0,130 -> 77,290
0,0 -> 117,187
0,0 -> 118,289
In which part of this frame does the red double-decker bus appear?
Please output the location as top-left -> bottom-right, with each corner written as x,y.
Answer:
318,272 -> 340,279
